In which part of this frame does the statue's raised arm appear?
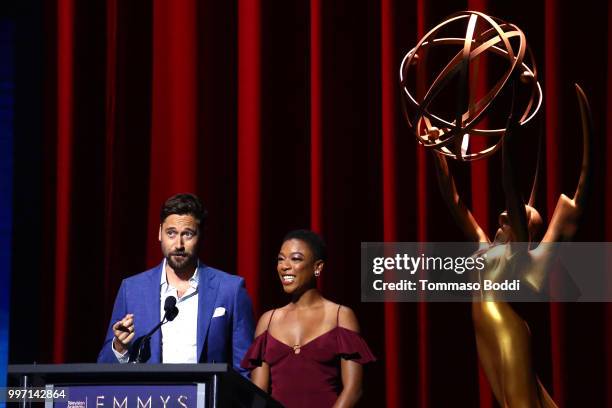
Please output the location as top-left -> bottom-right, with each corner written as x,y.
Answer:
540,84 -> 593,244
432,151 -> 490,243
500,79 -> 531,245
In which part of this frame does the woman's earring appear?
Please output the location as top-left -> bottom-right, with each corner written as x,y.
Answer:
314,270 -> 320,277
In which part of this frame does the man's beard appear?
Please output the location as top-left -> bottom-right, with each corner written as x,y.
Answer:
166,251 -> 195,271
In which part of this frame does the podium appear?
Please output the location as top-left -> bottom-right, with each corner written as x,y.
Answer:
8,363 -> 283,408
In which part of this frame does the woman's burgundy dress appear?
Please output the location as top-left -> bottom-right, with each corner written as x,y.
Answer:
241,309 -> 376,408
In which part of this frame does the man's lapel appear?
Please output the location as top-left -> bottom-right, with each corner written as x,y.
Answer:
197,264 -> 220,361
144,263 -> 163,362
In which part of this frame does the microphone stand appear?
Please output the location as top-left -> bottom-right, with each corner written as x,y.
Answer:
129,306 -> 178,363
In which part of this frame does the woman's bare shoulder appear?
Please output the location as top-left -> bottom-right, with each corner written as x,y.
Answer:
319,299 -> 360,332
336,304 -> 360,332
255,309 -> 276,337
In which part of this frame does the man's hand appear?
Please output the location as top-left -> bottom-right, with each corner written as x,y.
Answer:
112,314 -> 135,354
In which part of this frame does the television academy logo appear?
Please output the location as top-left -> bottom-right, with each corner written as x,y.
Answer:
66,394 -> 190,408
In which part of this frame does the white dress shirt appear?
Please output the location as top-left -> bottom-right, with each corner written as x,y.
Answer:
159,260 -> 199,363
112,260 -> 199,363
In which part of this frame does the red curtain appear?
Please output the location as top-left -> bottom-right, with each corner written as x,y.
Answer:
29,0 -> 612,406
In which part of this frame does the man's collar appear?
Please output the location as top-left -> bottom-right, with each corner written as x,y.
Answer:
160,259 -> 200,289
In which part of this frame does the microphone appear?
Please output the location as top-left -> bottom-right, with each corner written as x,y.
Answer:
164,296 -> 179,321
129,296 -> 180,363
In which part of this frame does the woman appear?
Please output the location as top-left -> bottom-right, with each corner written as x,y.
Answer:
241,229 -> 375,408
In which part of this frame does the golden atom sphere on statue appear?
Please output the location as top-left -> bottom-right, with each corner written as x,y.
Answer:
400,11 -> 542,161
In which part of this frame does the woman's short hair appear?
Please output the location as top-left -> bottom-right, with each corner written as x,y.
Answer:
283,229 -> 327,262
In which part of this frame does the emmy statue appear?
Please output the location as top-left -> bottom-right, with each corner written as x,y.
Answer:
400,11 -> 593,407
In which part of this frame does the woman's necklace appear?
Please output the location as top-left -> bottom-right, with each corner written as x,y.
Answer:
290,298 -> 325,354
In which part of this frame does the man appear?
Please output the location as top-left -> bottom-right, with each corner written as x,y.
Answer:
97,193 -> 255,375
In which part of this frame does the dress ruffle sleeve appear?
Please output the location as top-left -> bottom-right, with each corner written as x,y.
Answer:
240,332 -> 267,370
336,327 -> 377,364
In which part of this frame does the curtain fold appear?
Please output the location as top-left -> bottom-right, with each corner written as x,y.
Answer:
381,0 -> 400,405
53,0 -> 74,364
466,1 -> 494,407
310,0 -> 322,235
544,0 -> 565,404
148,0 -> 199,265
237,0 -> 262,315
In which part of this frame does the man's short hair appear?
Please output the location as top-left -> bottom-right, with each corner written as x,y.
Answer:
160,193 -> 208,225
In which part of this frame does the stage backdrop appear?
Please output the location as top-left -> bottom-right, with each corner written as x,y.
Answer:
8,0 -> 612,407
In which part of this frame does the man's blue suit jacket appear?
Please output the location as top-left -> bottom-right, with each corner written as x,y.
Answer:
97,262 -> 255,375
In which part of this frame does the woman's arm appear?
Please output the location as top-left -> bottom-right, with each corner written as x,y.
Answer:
333,360 -> 363,408
250,310 -> 273,392
333,307 -> 363,408
251,362 -> 270,392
